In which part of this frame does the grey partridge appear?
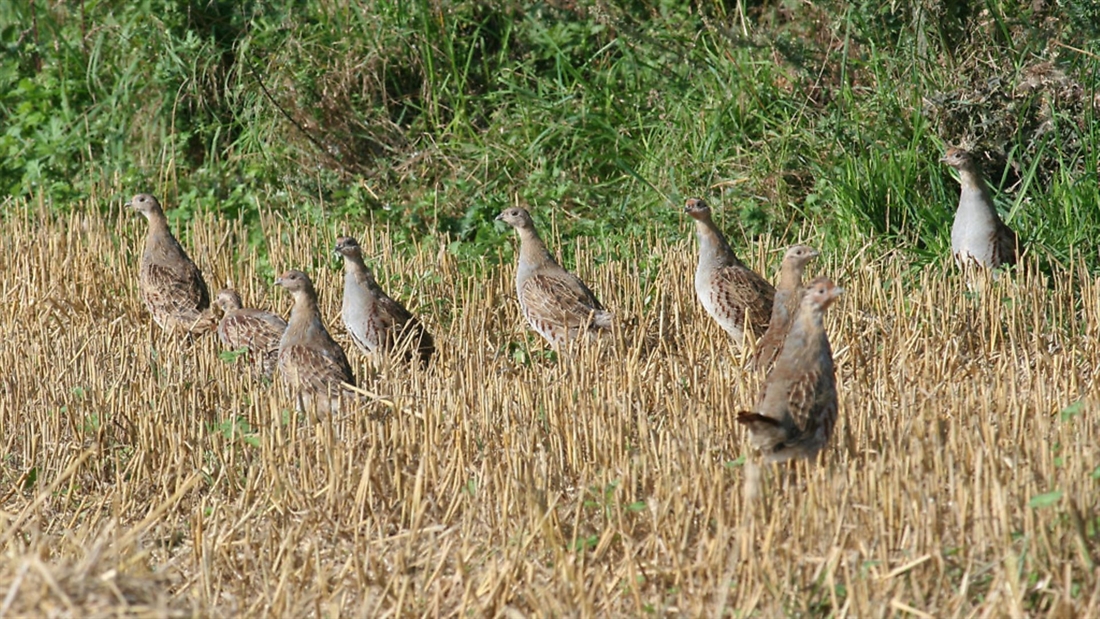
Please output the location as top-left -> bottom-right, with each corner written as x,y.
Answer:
737,277 -> 842,463
754,245 -> 820,370
335,236 -> 435,365
941,147 -> 1018,269
215,288 -> 287,379
275,270 -> 356,414
129,193 -> 216,334
685,198 -> 774,346
496,207 -> 612,347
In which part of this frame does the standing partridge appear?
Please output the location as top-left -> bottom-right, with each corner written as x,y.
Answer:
754,245 -> 820,370
685,198 -> 775,346
275,270 -> 356,414
129,193 -> 216,334
335,236 -> 435,365
941,147 -> 1018,269
215,288 -> 287,379
496,207 -> 612,347
737,277 -> 842,463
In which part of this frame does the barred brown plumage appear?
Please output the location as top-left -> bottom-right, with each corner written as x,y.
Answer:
684,197 -> 774,346
737,276 -> 842,463
129,193 -> 217,335
496,207 -> 612,348
335,236 -> 435,366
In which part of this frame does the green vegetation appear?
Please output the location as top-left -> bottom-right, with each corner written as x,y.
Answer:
2,0 -> 1099,266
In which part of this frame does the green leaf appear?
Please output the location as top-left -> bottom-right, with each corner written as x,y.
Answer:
22,467 -> 37,490
1028,490 -> 1063,509
219,347 -> 250,364
626,501 -> 647,512
1060,400 -> 1085,421
725,456 -> 747,468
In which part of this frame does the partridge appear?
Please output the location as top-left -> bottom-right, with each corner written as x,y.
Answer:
129,193 -> 216,334
685,198 -> 775,345
737,277 -> 842,463
275,270 -> 356,414
941,147 -> 1018,269
754,245 -> 820,370
215,288 -> 288,379
496,207 -> 612,347
335,236 -> 435,365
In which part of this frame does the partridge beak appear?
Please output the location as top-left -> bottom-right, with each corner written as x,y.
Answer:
938,155 -> 949,163
494,212 -> 504,221
833,286 -> 845,297
274,277 -> 284,287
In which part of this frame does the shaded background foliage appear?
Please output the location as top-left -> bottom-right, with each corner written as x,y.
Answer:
2,0 -> 1098,267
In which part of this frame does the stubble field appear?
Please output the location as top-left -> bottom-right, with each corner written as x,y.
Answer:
0,194 -> 1098,617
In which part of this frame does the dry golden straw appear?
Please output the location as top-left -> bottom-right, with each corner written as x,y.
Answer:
0,195 -> 1096,616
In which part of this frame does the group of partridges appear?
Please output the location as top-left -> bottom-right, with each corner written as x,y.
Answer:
128,147 -> 1015,464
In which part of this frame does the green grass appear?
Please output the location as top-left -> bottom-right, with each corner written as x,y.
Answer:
2,0 -> 1099,271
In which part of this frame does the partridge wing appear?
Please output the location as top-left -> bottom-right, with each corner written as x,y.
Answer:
992,221 -> 1019,268
784,354 -> 836,438
141,260 -> 209,323
280,343 -> 355,390
712,266 -> 775,335
521,273 -> 607,329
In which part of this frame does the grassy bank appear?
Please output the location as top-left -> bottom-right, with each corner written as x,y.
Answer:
2,1 -> 1099,269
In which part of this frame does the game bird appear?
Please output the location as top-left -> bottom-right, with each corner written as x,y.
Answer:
129,193 -> 216,335
754,245 -> 820,370
334,236 -> 435,365
941,147 -> 1018,270
737,277 -> 842,463
215,288 -> 287,379
496,207 -> 612,348
684,197 -> 774,346
275,269 -> 356,415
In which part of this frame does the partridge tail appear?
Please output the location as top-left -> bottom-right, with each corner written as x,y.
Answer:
591,310 -> 613,330
736,411 -> 790,449
188,311 -> 219,336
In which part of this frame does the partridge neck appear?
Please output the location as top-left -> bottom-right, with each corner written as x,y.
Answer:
778,263 -> 803,290
956,166 -> 987,193
517,226 -> 554,266
289,292 -> 321,326
793,304 -> 823,335
343,255 -> 377,286
144,211 -> 171,237
694,218 -> 738,266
